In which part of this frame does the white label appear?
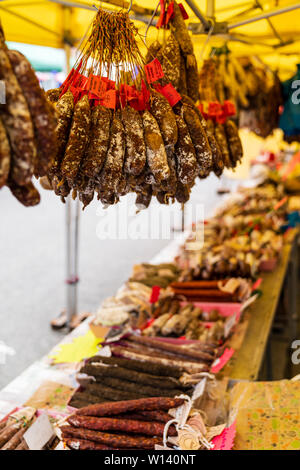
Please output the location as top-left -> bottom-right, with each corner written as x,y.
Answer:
24,414 -> 54,450
224,312 -> 236,338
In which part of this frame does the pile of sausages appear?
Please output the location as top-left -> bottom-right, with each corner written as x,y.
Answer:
0,21 -> 57,207
69,333 -> 219,409
61,397 -> 185,450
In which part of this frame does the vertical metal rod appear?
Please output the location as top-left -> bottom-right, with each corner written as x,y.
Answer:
64,42 -> 80,329
181,204 -> 185,232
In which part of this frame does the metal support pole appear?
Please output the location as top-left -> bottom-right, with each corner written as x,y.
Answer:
228,3 -> 300,29
65,196 -> 80,327
184,0 -> 210,30
64,42 -> 80,329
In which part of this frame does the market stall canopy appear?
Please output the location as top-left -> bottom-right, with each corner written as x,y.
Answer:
0,0 -> 300,77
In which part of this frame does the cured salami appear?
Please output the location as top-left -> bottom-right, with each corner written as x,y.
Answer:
61,94 -> 91,187
0,115 -> 10,188
149,90 -> 178,150
182,103 -> 212,178
175,115 -> 197,186
76,397 -> 185,417
122,106 -> 146,176
185,53 -> 199,102
225,119 -> 243,164
67,415 -> 176,437
98,112 -> 125,203
142,110 -> 170,183
171,2 -> 193,57
46,88 -> 60,103
8,181 -> 40,207
81,105 -> 111,180
49,90 -> 74,177
206,119 -> 224,176
0,25 -> 35,185
162,33 -> 180,89
215,123 -> 231,168
175,182 -> 190,204
8,50 -> 57,177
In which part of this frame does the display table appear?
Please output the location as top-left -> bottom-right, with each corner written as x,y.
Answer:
0,229 -> 298,419
223,229 -> 299,380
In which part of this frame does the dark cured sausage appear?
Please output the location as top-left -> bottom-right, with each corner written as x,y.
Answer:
7,50 -> 57,177
61,425 -> 162,449
86,355 -> 182,378
76,397 -> 185,417
112,410 -> 171,423
68,415 -> 176,437
8,180 -> 40,207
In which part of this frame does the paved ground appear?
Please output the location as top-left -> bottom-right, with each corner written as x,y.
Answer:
0,174 -> 223,388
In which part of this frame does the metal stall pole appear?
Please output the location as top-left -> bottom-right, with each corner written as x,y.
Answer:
64,42 -> 80,330
51,40 -> 81,330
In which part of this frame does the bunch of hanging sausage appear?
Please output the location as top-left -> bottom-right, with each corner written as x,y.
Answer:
45,85 -> 243,210
0,23 -> 57,207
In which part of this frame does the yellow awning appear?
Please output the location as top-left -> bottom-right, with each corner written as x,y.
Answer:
0,0 -> 300,79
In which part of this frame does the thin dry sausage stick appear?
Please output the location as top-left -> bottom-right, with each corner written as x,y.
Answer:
8,180 -> 40,207
81,105 -> 111,180
128,335 -> 214,362
122,106 -> 146,176
68,415 -> 177,437
1,424 -> 29,450
76,397 -> 185,417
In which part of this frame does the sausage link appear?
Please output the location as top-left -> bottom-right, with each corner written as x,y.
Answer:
68,415 -> 176,437
76,397 -> 185,417
61,425 -> 162,449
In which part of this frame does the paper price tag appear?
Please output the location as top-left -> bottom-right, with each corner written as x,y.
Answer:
101,89 -> 117,109
160,83 -> 181,107
211,348 -> 234,373
178,3 -> 189,19
150,285 -> 161,304
145,58 -> 164,84
166,2 -> 175,24
23,414 -> 55,450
